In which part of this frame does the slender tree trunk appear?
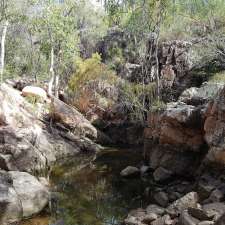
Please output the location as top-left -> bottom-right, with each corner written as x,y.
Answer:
0,20 -> 8,84
48,47 -> 55,96
54,74 -> 59,98
155,34 -> 160,101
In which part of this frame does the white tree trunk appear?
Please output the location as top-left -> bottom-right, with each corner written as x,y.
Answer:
54,74 -> 59,98
48,47 -> 59,98
48,47 -> 55,96
0,21 -> 9,84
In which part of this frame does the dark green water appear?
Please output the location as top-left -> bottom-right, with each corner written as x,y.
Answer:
21,148 -> 150,225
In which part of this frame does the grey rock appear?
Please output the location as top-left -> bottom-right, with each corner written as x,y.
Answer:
198,222 -> 214,225
9,171 -> 49,218
153,167 -> 173,182
124,216 -> 139,225
206,189 -> 224,203
179,83 -> 224,105
140,165 -> 150,175
151,215 -> 173,225
146,204 -> 166,216
167,192 -> 199,217
0,170 -> 49,224
142,213 -> 158,223
120,166 -> 140,177
214,213 -> 225,225
188,207 -> 212,221
198,181 -> 216,200
154,192 -> 169,207
179,210 -> 200,225
203,203 -> 225,221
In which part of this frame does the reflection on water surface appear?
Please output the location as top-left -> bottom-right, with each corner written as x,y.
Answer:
21,148 -> 150,225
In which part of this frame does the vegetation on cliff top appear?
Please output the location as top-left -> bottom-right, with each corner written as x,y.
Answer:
1,0 -> 225,121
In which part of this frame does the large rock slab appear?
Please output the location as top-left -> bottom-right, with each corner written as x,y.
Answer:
9,171 -> 49,218
50,97 -> 98,140
0,170 -> 48,224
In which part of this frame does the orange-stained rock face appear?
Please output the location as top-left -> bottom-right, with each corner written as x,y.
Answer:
145,102 -> 204,152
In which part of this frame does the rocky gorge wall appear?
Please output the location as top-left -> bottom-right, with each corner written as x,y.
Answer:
126,83 -> 225,225
144,82 -> 225,181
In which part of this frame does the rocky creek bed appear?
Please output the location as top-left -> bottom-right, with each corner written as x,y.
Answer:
19,148 -> 149,225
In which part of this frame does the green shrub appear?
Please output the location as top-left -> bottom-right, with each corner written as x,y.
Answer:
119,81 -> 157,122
69,53 -> 117,92
209,71 -> 225,83
68,53 -> 118,115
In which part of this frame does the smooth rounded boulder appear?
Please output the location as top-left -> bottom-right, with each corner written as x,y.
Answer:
22,86 -> 47,101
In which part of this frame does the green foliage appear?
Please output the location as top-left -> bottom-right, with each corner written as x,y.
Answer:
1,0 -> 108,83
107,46 -> 125,70
67,53 -> 116,115
209,71 -> 225,83
69,53 -> 117,92
120,81 -> 157,122
150,99 -> 166,112
25,95 -> 41,105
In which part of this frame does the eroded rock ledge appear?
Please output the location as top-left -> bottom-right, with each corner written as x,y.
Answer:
144,82 -> 224,181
